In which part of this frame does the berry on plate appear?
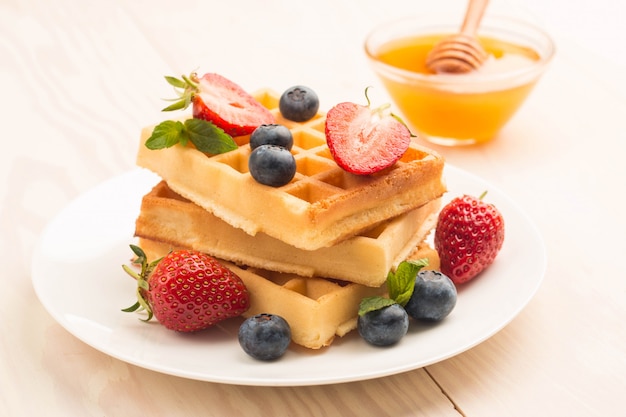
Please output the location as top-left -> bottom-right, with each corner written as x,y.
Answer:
162,72 -> 275,137
122,245 -> 250,332
434,192 -> 505,284
358,303 -> 408,347
325,89 -> 411,175
238,313 -> 292,361
404,270 -> 457,322
279,85 -> 319,122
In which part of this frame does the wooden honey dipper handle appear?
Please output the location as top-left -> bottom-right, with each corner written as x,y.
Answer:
460,0 -> 490,36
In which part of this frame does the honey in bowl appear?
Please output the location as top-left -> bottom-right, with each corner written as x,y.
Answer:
365,16 -> 555,146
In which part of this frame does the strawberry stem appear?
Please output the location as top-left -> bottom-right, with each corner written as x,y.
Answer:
372,102 -> 391,116
121,264 -> 141,281
121,245 -> 157,322
362,86 -> 416,137
364,86 -> 373,107
182,73 -> 200,90
161,72 -> 200,112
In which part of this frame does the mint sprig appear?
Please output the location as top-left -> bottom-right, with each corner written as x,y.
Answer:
358,258 -> 429,316
387,258 -> 429,306
145,118 -> 237,154
358,296 -> 397,316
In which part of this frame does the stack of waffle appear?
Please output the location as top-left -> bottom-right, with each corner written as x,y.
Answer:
134,89 -> 446,349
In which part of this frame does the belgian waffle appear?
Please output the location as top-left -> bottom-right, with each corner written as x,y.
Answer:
136,89 -> 446,250
134,181 -> 441,287
138,238 -> 439,349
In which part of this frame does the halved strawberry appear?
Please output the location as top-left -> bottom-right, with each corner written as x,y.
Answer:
325,94 -> 411,175
163,72 -> 275,137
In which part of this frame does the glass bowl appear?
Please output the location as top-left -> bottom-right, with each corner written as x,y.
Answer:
364,14 -> 555,146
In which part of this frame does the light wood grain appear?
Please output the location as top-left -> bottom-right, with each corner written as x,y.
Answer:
2,0 -> 625,416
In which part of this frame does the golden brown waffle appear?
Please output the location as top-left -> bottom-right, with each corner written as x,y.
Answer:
136,89 -> 446,250
137,238 -> 439,349
134,181 -> 441,287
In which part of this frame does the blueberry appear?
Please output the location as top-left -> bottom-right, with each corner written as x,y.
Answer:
238,313 -> 291,361
405,270 -> 457,322
250,124 -> 293,151
279,85 -> 319,122
358,303 -> 408,346
248,144 -> 296,187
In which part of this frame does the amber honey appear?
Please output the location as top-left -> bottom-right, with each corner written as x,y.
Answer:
373,34 -> 542,144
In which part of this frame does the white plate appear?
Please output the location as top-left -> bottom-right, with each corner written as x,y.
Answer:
31,166 -> 546,386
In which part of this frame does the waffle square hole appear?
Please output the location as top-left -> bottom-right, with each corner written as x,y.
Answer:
253,91 -> 280,110
314,145 -> 331,157
295,155 -> 335,177
317,169 -> 373,191
285,181 -> 340,204
306,117 -> 326,133
212,148 -> 250,174
251,270 -> 320,300
302,279 -> 342,300
292,130 -> 325,150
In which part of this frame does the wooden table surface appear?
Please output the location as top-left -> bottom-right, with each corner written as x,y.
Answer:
2,0 -> 625,416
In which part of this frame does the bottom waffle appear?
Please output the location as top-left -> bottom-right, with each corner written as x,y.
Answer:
135,181 -> 441,287
138,238 -> 439,349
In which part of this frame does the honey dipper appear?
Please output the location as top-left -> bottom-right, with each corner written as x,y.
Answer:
426,0 -> 490,74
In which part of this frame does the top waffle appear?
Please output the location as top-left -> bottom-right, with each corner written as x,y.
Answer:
136,89 -> 446,250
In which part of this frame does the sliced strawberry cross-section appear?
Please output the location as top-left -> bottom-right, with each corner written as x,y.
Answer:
325,99 -> 411,175
163,72 -> 275,137
192,73 -> 275,137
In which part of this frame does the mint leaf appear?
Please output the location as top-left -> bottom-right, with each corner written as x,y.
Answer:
185,119 -> 237,154
387,258 -> 429,307
358,296 -> 397,316
357,259 -> 430,316
145,120 -> 185,149
406,258 -> 430,271
144,118 -> 237,154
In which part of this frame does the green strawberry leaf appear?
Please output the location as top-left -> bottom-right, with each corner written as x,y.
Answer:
162,98 -> 191,112
145,119 -> 237,154
161,73 -> 199,112
121,301 -> 141,313
358,296 -> 397,316
164,75 -> 188,89
129,244 -> 147,264
387,258 -> 429,307
122,244 -> 156,322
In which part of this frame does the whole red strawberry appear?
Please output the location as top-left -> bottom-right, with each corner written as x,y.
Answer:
326,90 -> 411,175
163,72 -> 275,137
123,245 -> 249,332
434,193 -> 505,284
